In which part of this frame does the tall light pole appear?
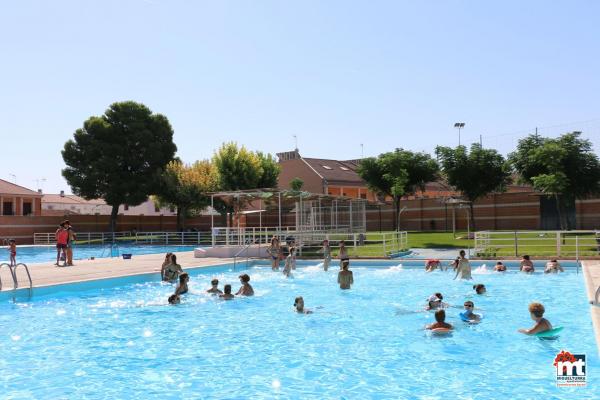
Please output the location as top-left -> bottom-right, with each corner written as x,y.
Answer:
360,143 -> 364,158
454,122 -> 465,146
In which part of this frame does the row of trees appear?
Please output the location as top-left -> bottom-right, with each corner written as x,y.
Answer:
62,101 -> 600,232
62,102 -> 279,231
357,133 -> 600,231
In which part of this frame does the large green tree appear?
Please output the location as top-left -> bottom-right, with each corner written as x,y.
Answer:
509,131 -> 600,229
357,149 -> 438,230
212,142 -> 281,225
154,160 -> 219,230
435,143 -> 511,231
62,101 -> 177,232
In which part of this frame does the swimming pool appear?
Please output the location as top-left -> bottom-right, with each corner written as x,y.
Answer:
0,244 -> 197,265
1,261 -> 597,398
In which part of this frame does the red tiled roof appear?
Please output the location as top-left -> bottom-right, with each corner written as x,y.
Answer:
0,179 -> 42,196
301,158 -> 364,184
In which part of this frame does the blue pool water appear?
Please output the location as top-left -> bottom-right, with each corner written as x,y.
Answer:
0,245 -> 197,264
1,261 -> 598,399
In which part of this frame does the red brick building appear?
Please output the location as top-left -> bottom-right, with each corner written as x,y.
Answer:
0,179 -> 42,216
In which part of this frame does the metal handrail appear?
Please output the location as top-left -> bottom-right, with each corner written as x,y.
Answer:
594,286 -> 600,306
0,263 -> 16,291
13,263 -> 33,296
233,241 -> 253,271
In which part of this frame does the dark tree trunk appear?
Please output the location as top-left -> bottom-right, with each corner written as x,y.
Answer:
555,194 -> 565,230
110,204 -> 119,233
469,202 -> 476,234
394,196 -> 401,231
176,207 -> 186,231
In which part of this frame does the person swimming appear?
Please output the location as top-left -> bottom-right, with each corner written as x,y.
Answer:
473,283 -> 486,295
294,296 -> 313,314
426,309 -> 453,330
544,259 -> 564,274
425,259 -> 441,272
219,284 -> 235,300
520,255 -> 534,273
206,278 -> 223,295
460,301 -> 481,322
518,302 -> 552,335
175,273 -> 189,296
453,250 -> 472,280
268,237 -> 280,270
283,247 -> 295,277
337,259 -> 354,289
494,262 -> 506,272
338,240 -> 349,269
320,240 -> 332,271
426,293 -> 447,310
168,294 -> 180,305
236,274 -> 254,296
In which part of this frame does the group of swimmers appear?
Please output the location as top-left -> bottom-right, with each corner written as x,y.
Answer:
161,252 -> 255,304
424,252 -> 565,275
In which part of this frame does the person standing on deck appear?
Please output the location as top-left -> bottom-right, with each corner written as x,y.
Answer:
55,223 -> 69,267
64,220 -> 77,266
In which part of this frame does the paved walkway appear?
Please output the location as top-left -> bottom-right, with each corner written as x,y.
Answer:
1,251 -> 232,291
582,261 -> 600,355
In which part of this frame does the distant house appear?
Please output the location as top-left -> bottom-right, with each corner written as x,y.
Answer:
276,150 -> 459,201
42,191 -> 177,216
0,179 -> 42,216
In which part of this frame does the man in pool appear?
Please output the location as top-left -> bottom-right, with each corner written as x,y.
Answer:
293,296 -> 313,314
518,302 -> 552,335
236,274 -> 254,296
206,278 -> 223,295
494,261 -> 506,272
519,255 -> 534,273
461,301 -> 481,322
337,259 -> 353,289
219,284 -> 235,300
544,259 -> 564,274
426,309 -> 453,330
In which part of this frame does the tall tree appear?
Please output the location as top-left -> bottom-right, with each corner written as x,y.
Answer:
436,143 -> 511,231
62,101 -> 177,232
154,160 -> 219,230
357,149 -> 438,230
213,142 -> 280,226
509,131 -> 600,229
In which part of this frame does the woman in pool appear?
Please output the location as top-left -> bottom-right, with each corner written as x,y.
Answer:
283,247 -> 295,277
236,274 -> 254,296
161,253 -> 183,282
268,237 -> 280,270
518,302 -> 552,335
294,296 -> 313,314
519,255 -> 534,273
206,278 -> 223,295
337,259 -> 353,289
453,250 -> 472,280
425,259 -> 441,272
219,284 -> 235,300
175,273 -> 189,296
319,240 -> 332,271
338,240 -> 349,269
494,261 -> 506,272
426,309 -> 453,330
461,301 -> 481,322
473,283 -> 486,295
426,293 -> 447,310
544,259 -> 564,274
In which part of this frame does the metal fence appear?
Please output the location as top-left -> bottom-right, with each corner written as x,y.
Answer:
34,229 -> 408,258
474,230 -> 600,258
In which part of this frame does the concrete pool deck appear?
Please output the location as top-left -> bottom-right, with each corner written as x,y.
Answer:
1,251 -> 232,291
582,261 -> 600,355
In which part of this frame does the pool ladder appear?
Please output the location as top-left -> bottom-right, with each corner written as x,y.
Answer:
233,241 -> 253,271
0,262 -> 33,298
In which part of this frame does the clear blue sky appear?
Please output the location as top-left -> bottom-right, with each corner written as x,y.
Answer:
1,0 -> 599,194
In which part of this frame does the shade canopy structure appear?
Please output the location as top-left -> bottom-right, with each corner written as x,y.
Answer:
208,188 -> 367,234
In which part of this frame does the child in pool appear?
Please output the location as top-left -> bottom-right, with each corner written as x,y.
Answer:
494,262 -> 506,272
294,296 -> 313,314
544,259 -> 564,274
283,247 -> 295,277
219,284 -> 235,300
175,273 -> 189,296
518,302 -> 552,335
520,255 -> 534,273
206,278 -> 223,295
473,284 -> 486,295
319,240 -> 332,271
426,309 -> 453,330
426,293 -> 448,310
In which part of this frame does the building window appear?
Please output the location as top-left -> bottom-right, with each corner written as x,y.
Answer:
322,165 -> 332,170
23,202 -> 33,215
124,204 -> 129,211
47,205 -> 54,210
340,166 -> 349,171
360,193 -> 367,199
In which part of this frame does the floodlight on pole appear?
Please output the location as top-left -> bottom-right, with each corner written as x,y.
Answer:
454,122 -> 465,146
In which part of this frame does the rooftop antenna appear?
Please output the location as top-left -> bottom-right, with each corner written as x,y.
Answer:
9,173 -> 16,184
360,143 -> 364,158
293,135 -> 298,151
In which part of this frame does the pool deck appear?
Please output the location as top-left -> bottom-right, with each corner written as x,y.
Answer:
1,251 -> 232,291
582,261 -> 600,355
